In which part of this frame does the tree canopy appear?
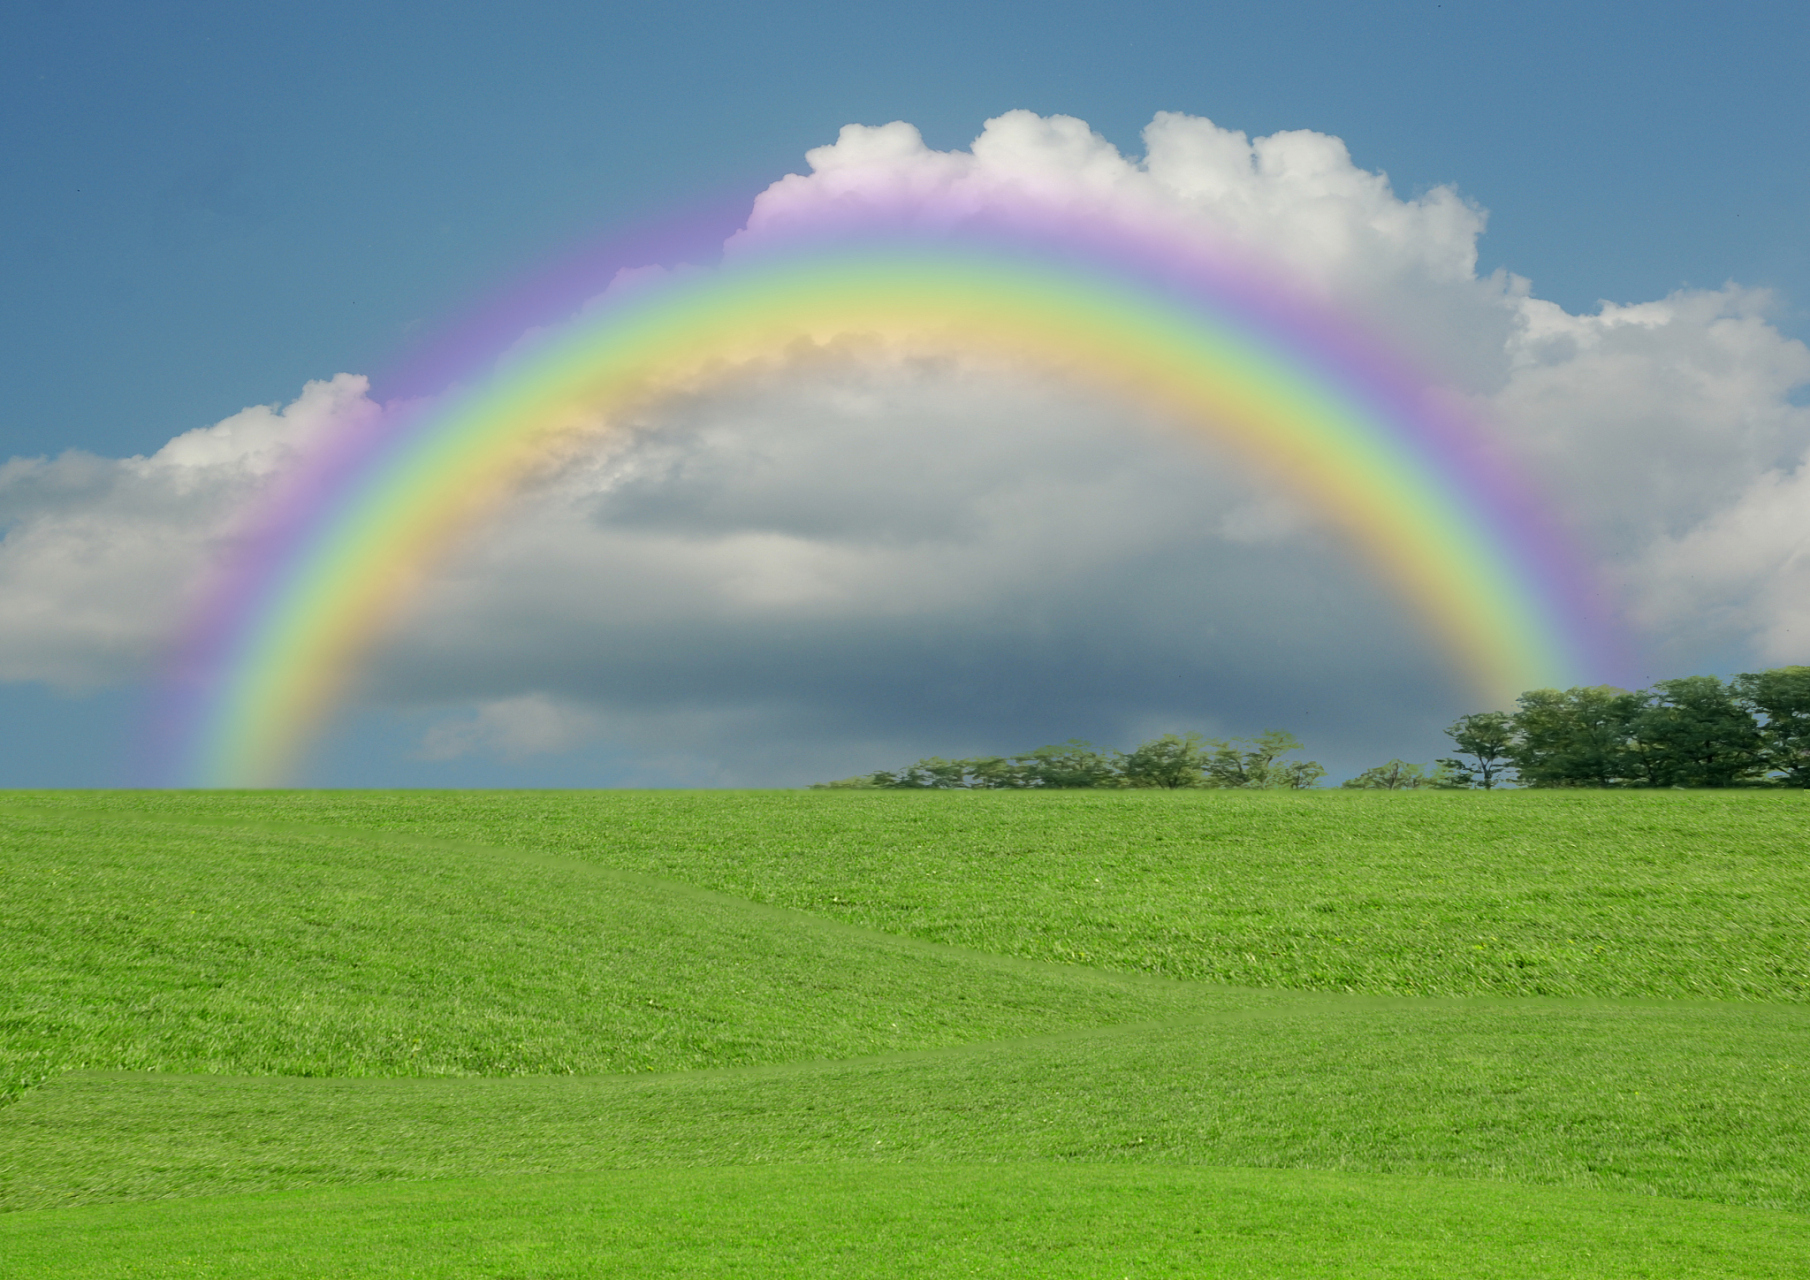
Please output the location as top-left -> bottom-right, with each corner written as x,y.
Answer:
1340,759 -> 1457,790
1438,666 -> 1808,788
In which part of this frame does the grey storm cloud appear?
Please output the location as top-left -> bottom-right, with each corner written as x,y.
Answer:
359,359 -> 1458,782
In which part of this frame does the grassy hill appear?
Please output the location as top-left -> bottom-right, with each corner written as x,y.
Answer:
2,790 -> 1806,1275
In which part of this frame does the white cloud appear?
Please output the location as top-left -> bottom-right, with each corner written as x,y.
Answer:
739,111 -> 1486,290
1496,286 -> 1810,550
1630,460 -> 1810,667
0,374 -> 376,687
3,112 -> 1807,781
733,111 -> 1512,387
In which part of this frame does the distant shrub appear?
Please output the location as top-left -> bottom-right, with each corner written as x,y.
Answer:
1340,760 -> 1460,791
811,732 -> 1323,790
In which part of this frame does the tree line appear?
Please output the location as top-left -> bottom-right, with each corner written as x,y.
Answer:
814,666 -> 1810,791
814,730 -> 1326,790
1438,667 -> 1810,788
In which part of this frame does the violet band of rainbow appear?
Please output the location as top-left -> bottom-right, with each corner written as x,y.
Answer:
161,202 -> 1624,787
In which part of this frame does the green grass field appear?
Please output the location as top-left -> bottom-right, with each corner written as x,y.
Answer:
2,790 -> 1806,1274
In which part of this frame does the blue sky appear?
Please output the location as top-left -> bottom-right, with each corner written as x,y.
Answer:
2,0 -> 1807,786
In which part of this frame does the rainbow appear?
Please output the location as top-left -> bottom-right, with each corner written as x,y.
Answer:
160,194 -> 1620,787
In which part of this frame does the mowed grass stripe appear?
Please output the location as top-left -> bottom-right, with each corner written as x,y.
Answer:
5,1164 -> 1807,1280
0,809 -> 1293,1108
26,789 -> 1807,1002
8,998 -> 1806,1212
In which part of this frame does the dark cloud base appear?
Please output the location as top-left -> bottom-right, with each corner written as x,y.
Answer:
334,527 -> 1470,788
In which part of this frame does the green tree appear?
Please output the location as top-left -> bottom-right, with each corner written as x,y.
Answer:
1733,666 -> 1810,786
1627,676 -> 1763,787
1010,740 -> 1118,789
1437,711 -> 1515,789
1116,732 -> 1213,788
1509,686 -> 1643,787
1277,758 -> 1328,789
1341,759 -> 1442,790
868,757 -> 972,788
1202,729 -> 1323,788
960,756 -> 1026,789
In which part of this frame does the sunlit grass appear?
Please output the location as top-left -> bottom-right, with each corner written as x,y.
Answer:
0,806 -> 1264,1104
6,995 -> 1807,1212
1,789 -> 1804,1273
7,1164 -> 1808,1280
28,788 -> 1809,999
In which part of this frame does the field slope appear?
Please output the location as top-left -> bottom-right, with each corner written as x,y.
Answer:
1,790 -> 1806,1275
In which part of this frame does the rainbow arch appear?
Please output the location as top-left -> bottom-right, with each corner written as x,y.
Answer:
163,204 -> 1615,787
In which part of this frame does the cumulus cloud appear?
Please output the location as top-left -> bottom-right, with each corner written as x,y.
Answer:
741,112 -> 1486,290
733,112 -> 1512,387
0,374 -> 376,687
1631,462 -> 1810,668
1498,286 -> 1810,550
2,111 -> 1806,782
